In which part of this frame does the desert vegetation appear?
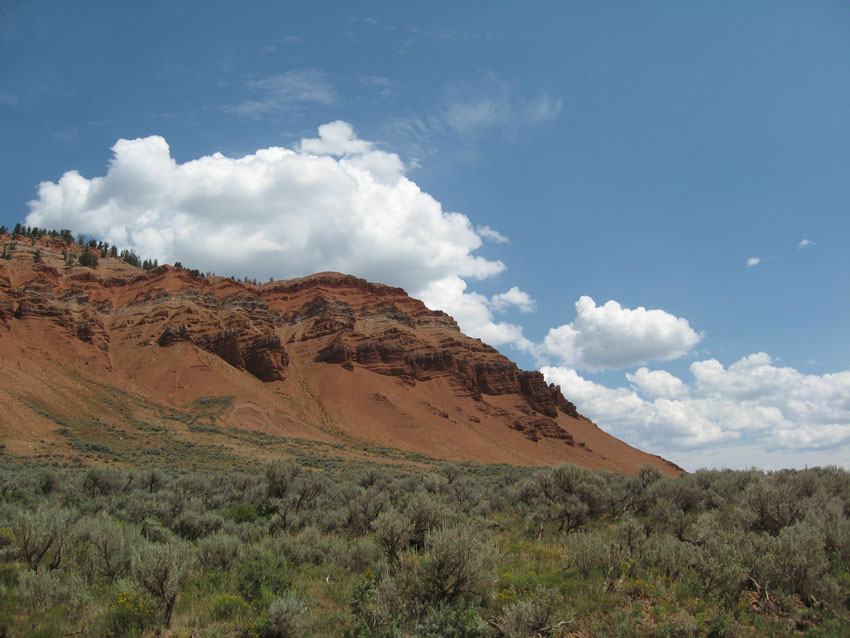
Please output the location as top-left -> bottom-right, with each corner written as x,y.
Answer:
0,457 -> 848,637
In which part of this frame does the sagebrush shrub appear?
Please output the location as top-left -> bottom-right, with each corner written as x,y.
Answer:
263,593 -> 308,638
501,587 -> 558,638
132,540 -> 194,628
421,524 -> 497,606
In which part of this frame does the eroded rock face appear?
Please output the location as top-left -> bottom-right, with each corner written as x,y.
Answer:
0,264 -> 13,326
512,415 -> 574,443
278,273 -> 582,438
549,383 -> 581,419
0,248 -> 583,441
0,250 -> 290,381
243,335 -> 289,382
155,293 -> 290,382
157,325 -> 191,347
7,269 -> 111,349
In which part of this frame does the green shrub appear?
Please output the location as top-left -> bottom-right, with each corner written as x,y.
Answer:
278,526 -> 341,567
644,533 -> 696,581
103,591 -> 156,638
405,490 -> 450,548
348,572 -> 402,638
420,524 -> 497,606
132,540 -> 195,628
196,531 -> 241,571
265,460 -> 326,533
413,603 -> 488,638
657,610 -> 699,638
343,537 -> 380,573
745,521 -> 836,603
235,550 -> 293,604
371,509 -> 412,570
501,587 -> 559,638
77,511 -> 137,581
16,569 -> 63,618
346,485 -> 392,537
262,593 -> 309,638
745,474 -> 805,535
564,530 -> 608,577
210,593 -> 250,621
11,504 -> 75,571
221,501 -> 270,524
81,466 -> 121,497
139,517 -> 172,543
173,508 -> 223,540
693,531 -> 746,603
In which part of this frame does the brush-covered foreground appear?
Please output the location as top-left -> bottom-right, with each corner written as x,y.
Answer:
0,456 -> 848,638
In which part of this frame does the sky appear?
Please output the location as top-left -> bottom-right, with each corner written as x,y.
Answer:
1,1 -> 848,471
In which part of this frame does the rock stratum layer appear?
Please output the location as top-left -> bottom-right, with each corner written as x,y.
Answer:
0,235 -> 681,475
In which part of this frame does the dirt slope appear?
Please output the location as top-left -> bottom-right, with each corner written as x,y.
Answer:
0,234 -> 682,475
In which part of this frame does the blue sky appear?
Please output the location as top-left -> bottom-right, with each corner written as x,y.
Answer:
2,1 -> 848,470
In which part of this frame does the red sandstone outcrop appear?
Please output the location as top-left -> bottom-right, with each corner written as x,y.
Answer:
0,235 -> 683,475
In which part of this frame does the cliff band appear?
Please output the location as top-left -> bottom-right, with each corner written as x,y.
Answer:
0,235 -> 681,475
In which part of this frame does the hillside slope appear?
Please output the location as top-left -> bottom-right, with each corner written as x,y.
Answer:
0,234 -> 681,475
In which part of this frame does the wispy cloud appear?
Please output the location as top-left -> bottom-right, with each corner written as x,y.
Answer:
225,69 -> 334,118
357,75 -> 394,99
352,16 -> 497,43
264,35 -> 302,52
442,94 -> 563,135
746,257 -> 760,267
360,75 -> 392,88
798,238 -> 815,249
0,91 -> 20,108
476,225 -> 509,244
384,86 -> 563,166
409,27 -> 497,42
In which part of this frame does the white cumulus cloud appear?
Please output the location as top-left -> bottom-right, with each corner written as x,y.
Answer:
626,367 -> 690,399
490,286 -> 536,314
539,296 -> 702,372
418,277 -> 533,348
798,239 -> 815,249
747,257 -> 760,267
25,122 -> 533,349
543,354 -> 850,469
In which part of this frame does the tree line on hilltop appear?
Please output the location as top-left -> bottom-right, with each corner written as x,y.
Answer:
1,223 -> 270,284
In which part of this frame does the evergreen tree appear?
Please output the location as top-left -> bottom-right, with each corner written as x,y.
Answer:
120,249 -> 141,267
78,248 -> 98,269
